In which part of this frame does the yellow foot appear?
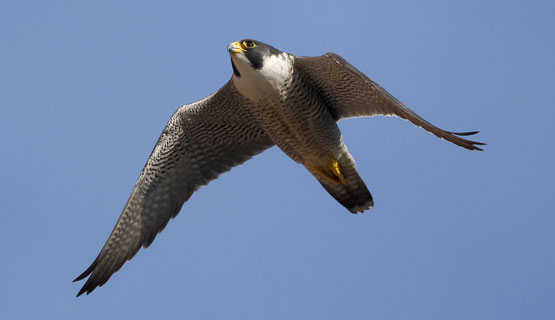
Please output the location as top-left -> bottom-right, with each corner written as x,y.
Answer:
309,158 -> 346,185
328,160 -> 346,184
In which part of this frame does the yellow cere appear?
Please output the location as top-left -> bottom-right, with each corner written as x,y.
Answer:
230,41 -> 247,53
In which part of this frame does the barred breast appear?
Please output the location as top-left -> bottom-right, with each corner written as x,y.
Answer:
247,69 -> 345,165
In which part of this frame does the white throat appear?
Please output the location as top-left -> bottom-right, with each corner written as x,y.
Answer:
231,52 -> 294,102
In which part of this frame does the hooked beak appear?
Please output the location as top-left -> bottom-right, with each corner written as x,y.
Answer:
227,41 -> 246,54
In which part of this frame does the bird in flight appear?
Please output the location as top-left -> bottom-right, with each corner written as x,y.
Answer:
74,39 -> 484,296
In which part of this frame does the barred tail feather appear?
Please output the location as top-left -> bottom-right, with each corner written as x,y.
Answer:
309,163 -> 373,213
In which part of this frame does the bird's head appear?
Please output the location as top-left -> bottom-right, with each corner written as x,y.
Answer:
227,39 -> 294,100
227,39 -> 282,77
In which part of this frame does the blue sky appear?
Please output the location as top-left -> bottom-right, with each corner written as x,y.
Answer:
1,0 -> 554,319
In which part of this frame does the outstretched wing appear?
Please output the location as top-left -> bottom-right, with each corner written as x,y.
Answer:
294,53 -> 485,151
74,81 -> 274,296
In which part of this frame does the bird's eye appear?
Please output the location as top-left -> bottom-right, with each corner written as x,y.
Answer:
243,40 -> 256,48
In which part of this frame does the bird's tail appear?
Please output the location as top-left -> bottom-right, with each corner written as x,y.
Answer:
307,155 -> 373,213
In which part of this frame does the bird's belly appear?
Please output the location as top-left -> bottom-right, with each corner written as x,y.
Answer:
254,94 -> 343,165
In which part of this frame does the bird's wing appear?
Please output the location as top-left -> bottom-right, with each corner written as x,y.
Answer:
74,81 -> 274,296
294,53 -> 485,151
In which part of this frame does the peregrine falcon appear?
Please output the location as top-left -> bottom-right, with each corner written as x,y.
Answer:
74,39 -> 484,296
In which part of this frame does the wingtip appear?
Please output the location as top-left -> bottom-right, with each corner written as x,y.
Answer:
76,288 -> 87,297
449,130 -> 480,136
74,259 -> 97,282
74,259 -> 99,297
446,130 -> 486,151
75,278 -> 99,297
470,140 -> 487,151
73,274 -> 86,282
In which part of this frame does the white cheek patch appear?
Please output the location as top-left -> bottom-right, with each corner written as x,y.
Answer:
258,53 -> 294,91
231,52 -> 294,102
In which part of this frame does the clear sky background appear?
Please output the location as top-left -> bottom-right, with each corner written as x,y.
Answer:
1,1 -> 553,319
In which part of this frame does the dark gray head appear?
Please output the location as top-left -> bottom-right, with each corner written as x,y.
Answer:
227,39 -> 283,76
227,39 -> 294,102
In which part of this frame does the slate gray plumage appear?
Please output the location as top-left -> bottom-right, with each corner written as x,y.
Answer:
74,39 -> 484,296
